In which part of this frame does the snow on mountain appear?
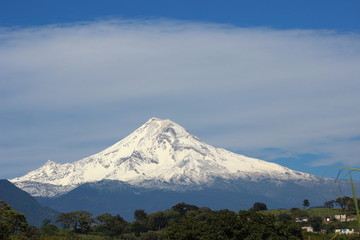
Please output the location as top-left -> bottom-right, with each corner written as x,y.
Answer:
11,117 -> 317,197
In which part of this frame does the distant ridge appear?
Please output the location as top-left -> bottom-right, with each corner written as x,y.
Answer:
0,179 -> 59,226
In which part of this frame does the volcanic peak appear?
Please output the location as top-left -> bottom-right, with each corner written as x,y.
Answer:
10,117 -> 317,197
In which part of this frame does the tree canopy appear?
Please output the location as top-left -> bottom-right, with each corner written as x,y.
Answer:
0,200 -> 29,239
250,202 -> 268,212
56,211 -> 93,233
164,209 -> 303,240
303,199 -> 310,208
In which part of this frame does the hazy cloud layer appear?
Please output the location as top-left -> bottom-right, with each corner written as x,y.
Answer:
1,20 -> 360,178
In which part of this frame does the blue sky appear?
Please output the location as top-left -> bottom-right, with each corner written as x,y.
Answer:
1,0 -> 360,30
1,0 -> 360,180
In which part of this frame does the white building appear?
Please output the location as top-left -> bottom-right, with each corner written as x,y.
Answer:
295,217 -> 308,223
334,214 -> 347,222
301,226 -> 313,232
335,229 -> 355,235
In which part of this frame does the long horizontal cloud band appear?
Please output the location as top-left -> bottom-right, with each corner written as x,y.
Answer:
0,19 -> 359,178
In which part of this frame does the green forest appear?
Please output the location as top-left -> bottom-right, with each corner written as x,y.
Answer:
1,198 -> 360,240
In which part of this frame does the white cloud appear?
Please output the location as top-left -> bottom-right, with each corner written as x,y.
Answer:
1,19 -> 360,178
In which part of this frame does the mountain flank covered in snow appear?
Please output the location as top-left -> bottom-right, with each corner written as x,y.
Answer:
12,118 -> 322,197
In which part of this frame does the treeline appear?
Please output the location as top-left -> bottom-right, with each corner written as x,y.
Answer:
1,200 -> 304,240
3,198 -> 360,240
324,196 -> 360,211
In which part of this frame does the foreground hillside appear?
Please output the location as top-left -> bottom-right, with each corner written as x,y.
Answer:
1,200 -> 304,239
2,198 -> 360,240
0,179 -> 59,226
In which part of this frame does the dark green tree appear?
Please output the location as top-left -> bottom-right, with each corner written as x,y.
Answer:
290,207 -> 308,220
303,199 -> 310,209
164,210 -> 303,240
148,211 -> 168,231
345,198 -> 360,212
134,209 -> 148,223
139,231 -> 161,240
0,200 -> 29,239
238,211 -> 303,239
308,216 -> 323,232
56,213 -> 70,229
40,218 -> 58,236
171,202 -> 199,217
335,196 -> 352,211
277,213 -> 293,223
163,215 -> 205,240
159,209 -> 181,226
95,213 -> 127,236
250,202 -> 268,211
275,221 -> 304,239
204,210 -> 243,239
128,221 -> 148,237
324,200 -> 335,208
237,210 -> 276,239
193,207 -> 212,221
56,211 -> 93,234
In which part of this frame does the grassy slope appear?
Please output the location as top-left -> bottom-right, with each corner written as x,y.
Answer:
265,208 -> 351,218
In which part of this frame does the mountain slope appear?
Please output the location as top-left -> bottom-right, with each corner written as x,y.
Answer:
37,178 -> 343,220
12,117 -> 318,197
0,179 -> 59,226
36,179 -> 283,220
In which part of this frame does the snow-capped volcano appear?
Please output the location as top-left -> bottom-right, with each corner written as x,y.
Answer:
11,117 -> 316,197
